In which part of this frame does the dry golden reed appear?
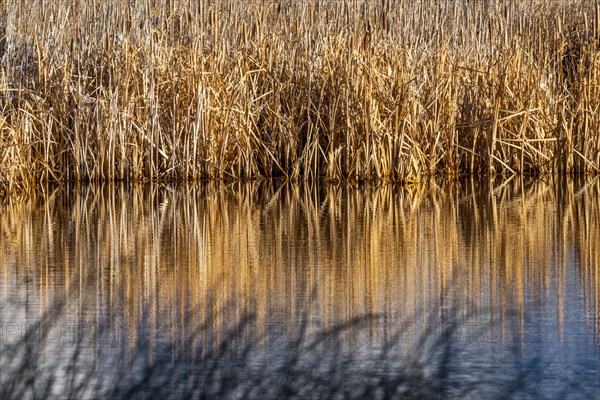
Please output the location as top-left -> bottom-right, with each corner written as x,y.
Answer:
1,0 -> 600,196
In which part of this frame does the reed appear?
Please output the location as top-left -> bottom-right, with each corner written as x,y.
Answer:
1,0 -> 600,196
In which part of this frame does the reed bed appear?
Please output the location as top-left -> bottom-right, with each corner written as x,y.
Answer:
1,0 -> 600,197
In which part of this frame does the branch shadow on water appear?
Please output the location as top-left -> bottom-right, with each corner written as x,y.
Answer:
0,278 -> 595,400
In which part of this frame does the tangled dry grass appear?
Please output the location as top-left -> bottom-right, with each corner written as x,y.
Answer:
1,0 -> 600,197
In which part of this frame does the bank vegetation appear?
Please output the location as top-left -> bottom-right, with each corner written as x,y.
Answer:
1,0 -> 600,197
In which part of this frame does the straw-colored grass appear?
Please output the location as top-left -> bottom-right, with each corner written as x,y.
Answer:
1,1 -> 600,196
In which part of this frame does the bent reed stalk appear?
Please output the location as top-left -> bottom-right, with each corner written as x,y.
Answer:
1,0 -> 600,197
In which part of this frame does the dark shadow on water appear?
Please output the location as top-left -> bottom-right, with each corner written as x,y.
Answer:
1,284 -> 595,400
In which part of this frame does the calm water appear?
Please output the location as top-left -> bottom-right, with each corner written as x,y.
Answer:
1,178 -> 599,399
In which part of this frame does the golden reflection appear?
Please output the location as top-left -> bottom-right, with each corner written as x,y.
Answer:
1,178 -> 599,351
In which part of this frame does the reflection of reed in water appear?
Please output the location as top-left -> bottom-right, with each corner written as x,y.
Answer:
1,178 -> 599,351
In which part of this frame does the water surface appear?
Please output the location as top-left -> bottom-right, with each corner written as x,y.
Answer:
1,178 -> 599,398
